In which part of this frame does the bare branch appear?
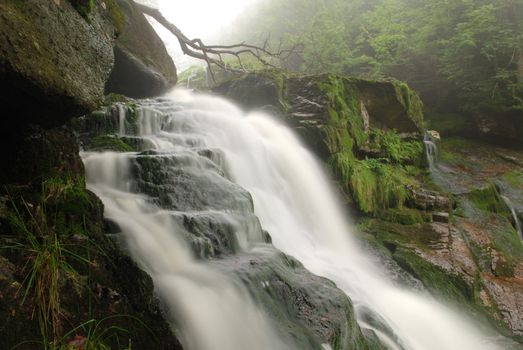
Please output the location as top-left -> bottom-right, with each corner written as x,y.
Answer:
133,2 -> 300,82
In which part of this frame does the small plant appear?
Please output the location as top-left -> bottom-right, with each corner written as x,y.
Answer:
57,317 -> 133,350
3,180 -> 94,349
7,198 -> 89,347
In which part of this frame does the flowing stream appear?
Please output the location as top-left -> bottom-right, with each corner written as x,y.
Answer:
501,194 -> 523,242
83,89 -> 510,350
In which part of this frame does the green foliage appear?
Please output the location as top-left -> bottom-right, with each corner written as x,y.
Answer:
227,0 -> 523,114
320,75 -> 367,150
331,156 -> 412,214
5,197 -> 89,347
318,75 -> 423,214
393,81 -> 424,129
369,129 -> 423,164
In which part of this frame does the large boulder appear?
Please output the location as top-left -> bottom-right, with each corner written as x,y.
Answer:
0,0 -> 117,127
105,0 -> 177,98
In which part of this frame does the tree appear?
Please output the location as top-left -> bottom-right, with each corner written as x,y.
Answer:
133,2 -> 298,82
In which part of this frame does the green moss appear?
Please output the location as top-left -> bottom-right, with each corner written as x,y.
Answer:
503,169 -> 523,190
368,129 -> 424,164
89,135 -> 134,152
320,75 -> 367,150
103,93 -> 128,105
331,157 -> 413,214
265,69 -> 289,112
105,0 -> 125,34
468,183 -> 510,215
68,0 -> 95,20
393,81 -> 424,130
376,208 -> 428,225
394,248 -> 473,302
317,75 -> 426,214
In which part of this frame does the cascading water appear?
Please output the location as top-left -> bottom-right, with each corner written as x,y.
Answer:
83,89 -> 514,350
500,194 -> 523,242
423,132 -> 438,171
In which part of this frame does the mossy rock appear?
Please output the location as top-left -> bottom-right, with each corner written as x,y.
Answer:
393,248 -> 474,302
376,208 -> 429,225
0,0 -> 116,128
88,135 -> 135,152
467,183 -> 511,215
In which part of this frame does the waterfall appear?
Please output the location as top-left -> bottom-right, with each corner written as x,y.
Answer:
423,132 -> 438,170
501,194 -> 523,242
83,89 -> 509,350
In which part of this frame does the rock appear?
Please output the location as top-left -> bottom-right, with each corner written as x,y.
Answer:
0,0 -> 117,127
355,79 -> 424,133
432,212 -> 450,223
105,0 -> 177,98
427,130 -> 441,140
0,126 -> 84,186
214,73 -> 424,160
407,186 -> 452,211
213,73 -> 284,111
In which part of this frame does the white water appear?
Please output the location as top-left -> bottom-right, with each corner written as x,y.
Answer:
84,89 -> 507,350
423,133 -> 438,171
83,141 -> 290,346
501,194 -> 523,242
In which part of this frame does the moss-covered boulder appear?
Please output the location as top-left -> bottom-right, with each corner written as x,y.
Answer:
0,0 -> 117,127
105,0 -> 177,98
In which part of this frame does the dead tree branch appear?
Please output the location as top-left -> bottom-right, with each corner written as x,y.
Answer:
133,2 -> 300,81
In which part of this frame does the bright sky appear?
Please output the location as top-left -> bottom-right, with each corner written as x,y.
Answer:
142,0 -> 259,70
159,0 -> 258,39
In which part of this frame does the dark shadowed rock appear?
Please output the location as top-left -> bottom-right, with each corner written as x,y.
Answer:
105,0 -> 177,98
473,109 -> 523,148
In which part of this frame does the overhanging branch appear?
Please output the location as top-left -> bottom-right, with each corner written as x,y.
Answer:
133,2 -> 300,81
